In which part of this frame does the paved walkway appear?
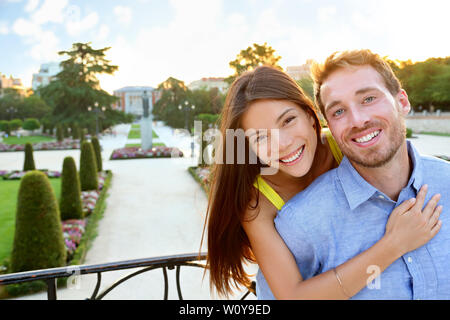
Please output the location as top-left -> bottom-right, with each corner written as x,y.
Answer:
2,125 -> 449,300
5,122 -> 254,300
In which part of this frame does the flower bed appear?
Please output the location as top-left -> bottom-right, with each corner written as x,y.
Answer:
110,146 -> 183,160
62,219 -> 87,260
0,139 -> 80,152
188,166 -> 211,193
1,170 -> 61,180
1,170 -> 113,298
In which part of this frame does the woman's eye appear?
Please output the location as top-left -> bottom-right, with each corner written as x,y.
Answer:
363,96 -> 376,104
255,135 -> 266,143
284,116 -> 296,125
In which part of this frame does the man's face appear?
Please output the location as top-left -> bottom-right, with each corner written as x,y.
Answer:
320,65 -> 410,168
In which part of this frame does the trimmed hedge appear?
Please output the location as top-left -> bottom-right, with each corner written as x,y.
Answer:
60,157 -> 83,220
3,170 -> 113,298
23,143 -> 36,171
10,171 -> 66,273
91,136 -> 102,172
79,141 -> 98,191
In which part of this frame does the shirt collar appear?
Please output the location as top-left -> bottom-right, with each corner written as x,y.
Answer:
337,140 -> 423,211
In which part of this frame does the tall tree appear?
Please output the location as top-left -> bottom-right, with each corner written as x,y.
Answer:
39,42 -> 118,127
226,42 -> 282,84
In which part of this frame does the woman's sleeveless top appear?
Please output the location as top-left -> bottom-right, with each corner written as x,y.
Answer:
253,128 -> 343,210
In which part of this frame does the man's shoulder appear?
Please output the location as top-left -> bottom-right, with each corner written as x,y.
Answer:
420,154 -> 450,178
278,168 -> 340,221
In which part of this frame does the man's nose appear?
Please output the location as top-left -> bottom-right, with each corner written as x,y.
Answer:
348,107 -> 371,128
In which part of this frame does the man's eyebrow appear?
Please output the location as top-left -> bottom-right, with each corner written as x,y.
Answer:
355,87 -> 379,95
324,100 -> 341,113
325,87 -> 381,112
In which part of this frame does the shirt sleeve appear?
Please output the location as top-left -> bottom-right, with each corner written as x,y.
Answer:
274,204 -> 321,280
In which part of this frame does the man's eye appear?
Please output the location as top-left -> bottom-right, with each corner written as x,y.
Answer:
363,96 -> 376,104
333,109 -> 344,117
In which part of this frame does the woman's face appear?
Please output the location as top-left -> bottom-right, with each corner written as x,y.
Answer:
241,99 -> 318,178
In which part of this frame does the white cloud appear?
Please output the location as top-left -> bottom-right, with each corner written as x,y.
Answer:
31,0 -> 69,25
317,5 -> 337,23
0,21 -> 9,35
65,11 -> 99,36
96,24 -> 110,41
113,6 -> 132,25
24,0 -> 40,12
12,17 -> 41,37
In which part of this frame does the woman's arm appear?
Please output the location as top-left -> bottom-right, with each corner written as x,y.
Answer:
242,185 -> 442,300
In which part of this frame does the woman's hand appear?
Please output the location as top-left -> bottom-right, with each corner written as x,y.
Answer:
383,184 -> 442,257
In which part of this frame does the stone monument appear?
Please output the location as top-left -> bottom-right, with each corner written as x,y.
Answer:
141,90 -> 153,150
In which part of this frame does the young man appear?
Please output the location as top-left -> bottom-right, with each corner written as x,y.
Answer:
256,49 -> 450,299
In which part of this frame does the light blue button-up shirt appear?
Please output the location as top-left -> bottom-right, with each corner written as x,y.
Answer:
256,141 -> 450,299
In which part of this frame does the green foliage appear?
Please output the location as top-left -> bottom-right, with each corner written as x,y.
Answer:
9,119 -> 23,131
388,56 -> 450,111
0,120 -> 10,134
91,136 -> 103,172
56,124 -> 63,142
22,118 -> 40,132
79,141 -> 98,191
62,123 -> 70,138
71,123 -> 80,139
10,171 -> 66,273
38,42 -> 120,128
23,143 -> 36,171
60,157 -> 83,220
0,89 -> 51,121
296,77 -> 314,101
406,128 -> 413,138
227,42 -> 282,84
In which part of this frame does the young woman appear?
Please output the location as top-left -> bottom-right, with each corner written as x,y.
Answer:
202,65 -> 442,299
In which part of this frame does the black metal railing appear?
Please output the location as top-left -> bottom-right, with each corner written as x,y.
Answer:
0,252 -> 256,300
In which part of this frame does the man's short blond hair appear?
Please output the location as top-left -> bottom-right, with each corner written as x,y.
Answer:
311,49 -> 402,117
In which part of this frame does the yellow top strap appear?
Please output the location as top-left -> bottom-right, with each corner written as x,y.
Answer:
322,127 -> 343,164
253,175 -> 285,211
253,128 -> 343,210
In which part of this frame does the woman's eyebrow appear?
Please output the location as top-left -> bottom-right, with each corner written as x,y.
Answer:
276,107 -> 296,124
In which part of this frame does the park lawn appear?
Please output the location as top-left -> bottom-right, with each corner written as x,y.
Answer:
0,178 -> 61,264
2,135 -> 55,145
127,129 -> 159,139
419,131 -> 450,137
125,142 -> 166,148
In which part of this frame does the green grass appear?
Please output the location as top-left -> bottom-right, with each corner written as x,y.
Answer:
0,178 -> 61,264
125,142 -> 166,148
419,131 -> 450,137
131,124 -> 140,129
1,135 -> 55,145
127,129 -> 159,139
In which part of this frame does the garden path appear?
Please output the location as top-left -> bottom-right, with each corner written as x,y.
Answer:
5,124 -> 450,300
12,122 -> 255,300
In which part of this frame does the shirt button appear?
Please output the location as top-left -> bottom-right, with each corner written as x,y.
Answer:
407,257 -> 413,263
378,195 -> 385,199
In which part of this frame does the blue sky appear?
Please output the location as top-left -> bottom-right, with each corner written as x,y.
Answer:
1,0 -> 449,93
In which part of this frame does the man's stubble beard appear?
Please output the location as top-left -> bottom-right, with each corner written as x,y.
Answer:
339,118 -> 406,169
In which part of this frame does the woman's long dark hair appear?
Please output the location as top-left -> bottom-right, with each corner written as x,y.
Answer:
201,65 -> 322,297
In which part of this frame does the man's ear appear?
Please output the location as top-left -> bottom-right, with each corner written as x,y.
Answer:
397,89 -> 411,115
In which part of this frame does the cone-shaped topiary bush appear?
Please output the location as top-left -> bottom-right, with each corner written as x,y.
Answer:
60,156 -> 83,220
23,143 -> 36,171
11,171 -> 67,272
56,124 -> 63,142
71,123 -> 79,140
91,136 -> 102,172
79,141 -> 98,191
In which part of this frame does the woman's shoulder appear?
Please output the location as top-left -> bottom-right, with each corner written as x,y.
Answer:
243,191 -> 277,227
